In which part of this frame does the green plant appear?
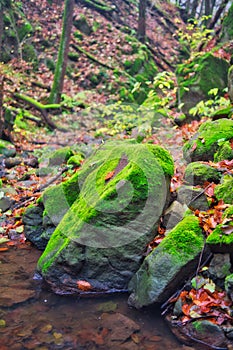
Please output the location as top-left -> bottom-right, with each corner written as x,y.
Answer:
176,16 -> 214,57
189,88 -> 231,117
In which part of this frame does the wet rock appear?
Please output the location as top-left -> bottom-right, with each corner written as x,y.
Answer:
128,216 -> 207,308
37,140 -> 174,294
23,205 -> 49,250
177,185 -> 209,211
168,319 -> 229,349
100,312 -> 140,342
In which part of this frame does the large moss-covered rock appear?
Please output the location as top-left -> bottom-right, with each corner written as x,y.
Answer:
37,140 -> 174,294
183,118 -> 233,162
128,216 -> 205,308
221,3 -> 233,42
184,161 -> 221,185
176,53 -> 229,115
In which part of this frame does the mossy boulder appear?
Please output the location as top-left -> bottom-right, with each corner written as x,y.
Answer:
0,139 -> 16,158
184,162 -> 221,186
215,176 -> 233,204
37,140 -> 174,295
177,185 -> 209,211
214,140 -> 233,162
176,53 -> 229,115
221,3 -> 233,42
183,118 -> 233,162
48,147 -> 74,166
128,216 -> 205,308
225,274 -> 233,301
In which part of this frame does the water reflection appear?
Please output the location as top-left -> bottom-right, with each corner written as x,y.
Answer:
0,246 -> 195,350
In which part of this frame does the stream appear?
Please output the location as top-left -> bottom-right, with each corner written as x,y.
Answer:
0,244 -> 197,350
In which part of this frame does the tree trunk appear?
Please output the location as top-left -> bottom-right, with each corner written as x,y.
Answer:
49,0 -> 75,104
208,0 -> 230,29
0,7 -> 3,61
137,0 -> 146,43
190,0 -> 199,19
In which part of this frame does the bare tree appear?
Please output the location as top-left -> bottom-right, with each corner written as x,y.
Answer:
137,0 -> 146,43
49,0 -> 75,104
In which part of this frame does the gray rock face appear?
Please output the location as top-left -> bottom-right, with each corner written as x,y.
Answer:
36,141 -> 174,294
128,216 -> 206,308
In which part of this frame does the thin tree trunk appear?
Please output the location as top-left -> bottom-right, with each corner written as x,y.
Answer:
0,75 -> 4,139
208,0 -> 230,29
190,0 -> 199,18
137,0 -> 146,43
49,0 -> 75,104
0,7 -> 3,61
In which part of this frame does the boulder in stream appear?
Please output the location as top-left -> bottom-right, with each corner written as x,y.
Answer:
36,140 -> 174,294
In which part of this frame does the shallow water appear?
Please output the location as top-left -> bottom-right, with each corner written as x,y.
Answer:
0,245 -> 195,350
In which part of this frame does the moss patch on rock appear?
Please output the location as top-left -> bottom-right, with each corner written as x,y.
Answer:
37,140 -> 174,294
184,161 -> 221,185
176,53 -> 229,115
206,223 -> 233,253
48,146 -> 74,166
183,118 -> 233,162
214,140 -> 233,162
215,176 -> 233,204
128,216 -> 205,307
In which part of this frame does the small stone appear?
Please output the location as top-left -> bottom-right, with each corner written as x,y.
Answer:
0,319 -> 6,327
0,196 -> 12,212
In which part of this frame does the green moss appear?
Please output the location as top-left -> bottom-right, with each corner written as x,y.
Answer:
223,205 -> 233,218
158,216 -> 203,260
48,147 -> 74,166
206,224 -> 233,245
183,118 -> 233,161
214,140 -> 233,162
215,176 -> 233,204
67,153 -> 84,166
222,3 -> 233,40
38,140 -> 174,274
184,162 -> 221,185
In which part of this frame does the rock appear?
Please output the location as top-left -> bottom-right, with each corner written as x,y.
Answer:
163,200 -> 186,231
23,205 -> 49,250
4,157 -> 21,168
0,196 -> 12,212
225,274 -> 233,301
206,223 -> 233,253
73,15 -> 93,35
100,313 -> 140,342
168,319 -> 229,349
0,139 -> 16,157
177,185 -> 209,211
214,140 -> 233,162
215,176 -> 233,204
221,3 -> 233,42
48,146 -> 74,166
37,140 -> 174,294
183,118 -> 233,162
209,254 -> 231,279
184,162 -> 221,186
176,53 -> 229,116
67,153 -> 84,167
128,216 -> 206,308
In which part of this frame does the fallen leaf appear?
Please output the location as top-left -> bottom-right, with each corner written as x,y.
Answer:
105,171 -> 115,181
77,280 -> 92,291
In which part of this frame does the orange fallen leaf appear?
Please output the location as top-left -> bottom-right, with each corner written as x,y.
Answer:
0,247 -> 8,252
105,171 -> 115,181
77,280 -> 92,291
